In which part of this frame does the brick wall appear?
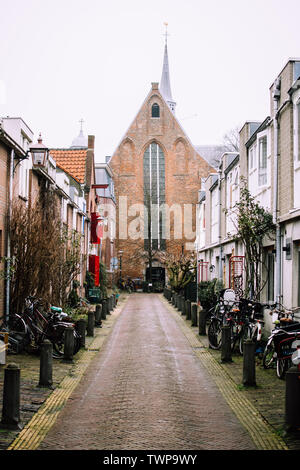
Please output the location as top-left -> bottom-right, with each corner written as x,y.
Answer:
110,84 -> 215,279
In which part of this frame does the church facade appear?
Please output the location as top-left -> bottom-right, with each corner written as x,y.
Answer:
109,39 -> 215,285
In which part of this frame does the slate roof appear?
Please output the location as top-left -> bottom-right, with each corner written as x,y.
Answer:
194,145 -> 228,169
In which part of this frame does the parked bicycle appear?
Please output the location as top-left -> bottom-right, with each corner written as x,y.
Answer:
208,291 -> 271,355
262,304 -> 300,378
9,296 -> 81,358
207,289 -> 236,350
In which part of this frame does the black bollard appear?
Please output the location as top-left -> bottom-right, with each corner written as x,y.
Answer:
243,339 -> 256,386
191,304 -> 198,327
198,308 -> 206,335
95,304 -> 102,327
1,363 -> 22,430
221,326 -> 233,363
285,366 -> 300,431
76,318 -> 86,348
186,300 -> 191,320
39,340 -> 53,388
180,296 -> 185,315
87,311 -> 95,337
106,297 -> 110,314
63,327 -> 74,363
101,299 -> 107,320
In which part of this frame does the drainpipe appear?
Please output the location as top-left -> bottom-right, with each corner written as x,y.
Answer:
5,148 -> 14,325
218,166 -> 223,281
273,78 -> 281,308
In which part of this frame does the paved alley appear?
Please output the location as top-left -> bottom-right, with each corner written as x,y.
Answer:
36,294 -> 257,451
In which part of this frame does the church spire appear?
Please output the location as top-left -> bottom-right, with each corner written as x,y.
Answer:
159,23 -> 176,114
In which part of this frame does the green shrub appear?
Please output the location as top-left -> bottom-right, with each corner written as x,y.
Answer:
198,279 -> 224,311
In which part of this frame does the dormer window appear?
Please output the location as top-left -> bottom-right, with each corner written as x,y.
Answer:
151,103 -> 160,118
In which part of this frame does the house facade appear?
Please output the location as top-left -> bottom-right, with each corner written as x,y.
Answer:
195,58 -> 300,328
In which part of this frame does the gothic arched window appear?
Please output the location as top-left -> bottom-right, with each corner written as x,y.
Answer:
143,142 -> 166,250
151,103 -> 160,118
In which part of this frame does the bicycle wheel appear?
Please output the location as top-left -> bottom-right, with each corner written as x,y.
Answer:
73,330 -> 81,355
52,328 -> 81,358
262,341 -> 275,369
10,314 -> 27,334
276,358 -> 288,379
239,325 -> 251,355
208,319 -> 222,350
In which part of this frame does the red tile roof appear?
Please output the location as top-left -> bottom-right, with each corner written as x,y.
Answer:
50,149 -> 87,184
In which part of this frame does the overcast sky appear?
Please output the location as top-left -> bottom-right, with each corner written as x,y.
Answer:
1,0 -> 300,162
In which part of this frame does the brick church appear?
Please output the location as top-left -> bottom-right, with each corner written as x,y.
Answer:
109,32 -> 215,286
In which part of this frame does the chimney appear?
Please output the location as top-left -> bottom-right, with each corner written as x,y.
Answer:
88,135 -> 95,150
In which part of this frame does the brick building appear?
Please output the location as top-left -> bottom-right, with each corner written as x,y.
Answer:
50,128 -> 98,294
0,119 -> 29,324
109,37 -> 215,284
195,58 -> 300,332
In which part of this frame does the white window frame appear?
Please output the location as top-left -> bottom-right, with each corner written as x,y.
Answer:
258,135 -> 268,187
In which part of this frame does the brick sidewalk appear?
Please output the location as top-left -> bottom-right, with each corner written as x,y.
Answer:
0,294 -> 128,450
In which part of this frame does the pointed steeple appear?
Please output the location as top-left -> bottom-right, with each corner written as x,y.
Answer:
160,23 -> 176,114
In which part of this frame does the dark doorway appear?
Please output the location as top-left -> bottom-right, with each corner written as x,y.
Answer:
146,267 -> 165,285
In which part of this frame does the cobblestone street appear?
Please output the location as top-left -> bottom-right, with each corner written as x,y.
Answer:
2,293 -> 300,452
36,294 -> 256,450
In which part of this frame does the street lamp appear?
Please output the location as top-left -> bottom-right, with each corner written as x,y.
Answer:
29,133 -> 49,167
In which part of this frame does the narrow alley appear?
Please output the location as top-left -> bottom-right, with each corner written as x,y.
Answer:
36,294 -> 256,451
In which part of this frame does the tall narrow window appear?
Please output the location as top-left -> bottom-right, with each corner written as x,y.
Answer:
258,136 -> 267,186
151,103 -> 160,118
143,142 -> 166,251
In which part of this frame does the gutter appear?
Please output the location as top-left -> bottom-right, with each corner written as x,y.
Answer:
5,149 -> 14,325
273,79 -> 290,307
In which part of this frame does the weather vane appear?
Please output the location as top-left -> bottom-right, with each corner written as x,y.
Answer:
163,22 -> 169,44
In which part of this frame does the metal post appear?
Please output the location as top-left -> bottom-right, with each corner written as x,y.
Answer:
76,319 -> 86,348
63,327 -> 74,362
39,340 -> 53,388
198,308 -> 206,335
95,304 -> 102,327
186,300 -> 191,320
285,366 -> 300,431
221,326 -> 232,363
243,339 -> 256,386
1,363 -> 22,430
101,299 -> 107,320
191,304 -> 198,327
87,311 -> 95,337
